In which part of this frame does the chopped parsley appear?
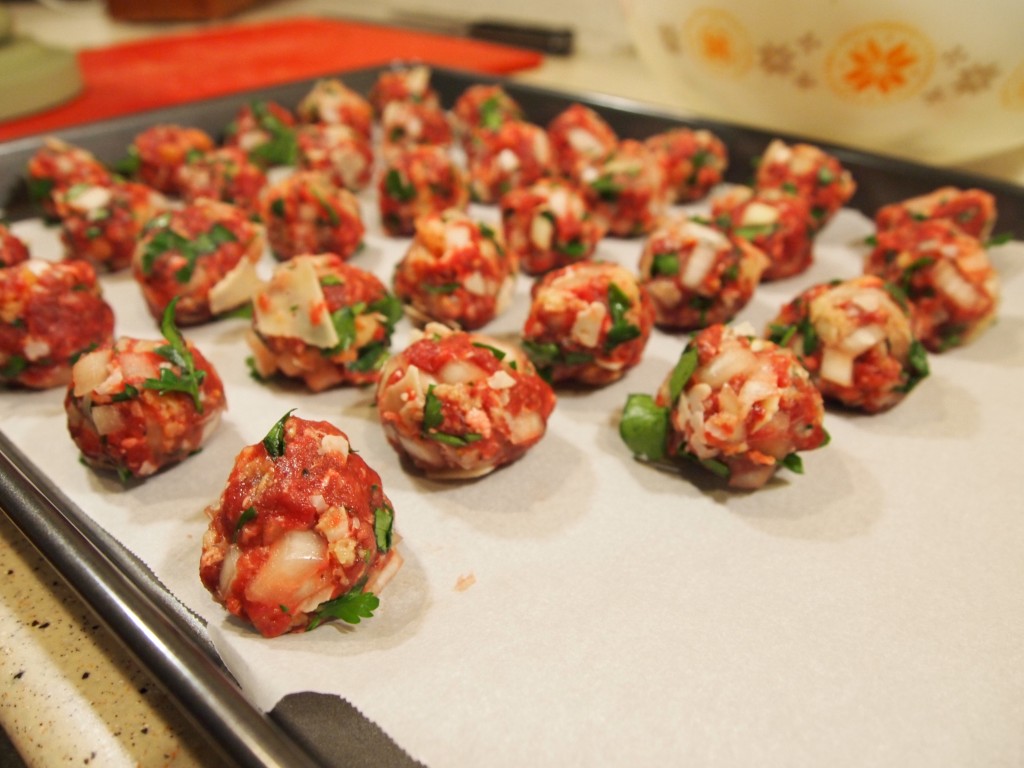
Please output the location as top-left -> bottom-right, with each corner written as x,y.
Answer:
605,282 -> 641,351
780,452 -> 804,474
589,174 -> 621,202
141,299 -> 207,411
140,219 -> 238,283
478,95 -> 506,131
619,393 -> 668,461
421,384 -> 482,446
262,409 -> 296,458
384,169 -> 416,202
374,504 -> 394,552
650,252 -> 680,277
234,506 -> 257,541
896,340 -> 930,393
306,588 -> 380,630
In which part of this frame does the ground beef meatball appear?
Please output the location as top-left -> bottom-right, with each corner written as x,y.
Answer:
54,180 -> 167,273
874,186 -> 997,242
767,275 -> 929,412
200,412 -> 403,637
379,99 -> 453,156
0,259 -> 114,389
620,323 -> 828,489
376,323 -> 556,479
222,100 -> 298,167
580,139 -> 668,238
128,124 -> 215,196
296,123 -> 374,193
26,138 -> 113,220
522,261 -> 654,386
296,78 -> 373,140
392,209 -> 515,330
644,127 -> 728,203
259,171 -> 365,262
175,147 -> 268,217
368,64 -> 440,116
638,217 -> 768,330
753,139 -> 855,233
0,224 -> 30,268
500,178 -> 605,275
864,219 -> 999,352
65,309 -> 226,481
451,83 -> 525,158
547,102 -> 618,180
468,119 -> 555,204
709,186 -> 814,281
378,145 -> 469,237
247,254 -> 403,390
133,199 -> 265,325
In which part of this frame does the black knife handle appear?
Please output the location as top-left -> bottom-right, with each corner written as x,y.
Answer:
468,21 -> 575,55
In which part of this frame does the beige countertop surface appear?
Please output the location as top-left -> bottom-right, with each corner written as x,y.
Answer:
1,2 -> 1023,767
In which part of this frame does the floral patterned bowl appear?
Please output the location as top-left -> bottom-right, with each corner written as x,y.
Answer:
620,0 -> 1024,164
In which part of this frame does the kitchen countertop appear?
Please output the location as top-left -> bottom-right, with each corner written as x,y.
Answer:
2,2 -> 1023,767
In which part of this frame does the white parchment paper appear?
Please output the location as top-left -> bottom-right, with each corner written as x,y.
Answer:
3,190 -> 1023,768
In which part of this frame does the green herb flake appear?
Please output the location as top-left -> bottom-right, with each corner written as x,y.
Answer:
423,282 -> 461,295
306,589 -> 380,630
141,299 -> 207,411
985,231 -> 1012,248
472,341 -> 506,361
619,393 -> 669,461
667,346 -> 699,404
767,323 -> 798,348
384,169 -> 417,202
262,408 -> 296,458
111,384 -> 139,402
374,505 -> 394,552
422,385 -> 444,432
651,252 -> 680,277
234,506 -> 257,541
605,282 -> 641,350
478,96 -> 505,131
897,340 -> 930,393
781,452 -> 804,474
589,174 -> 621,201
1,355 -> 28,379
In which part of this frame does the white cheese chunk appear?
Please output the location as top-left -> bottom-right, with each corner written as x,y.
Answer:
253,258 -> 340,348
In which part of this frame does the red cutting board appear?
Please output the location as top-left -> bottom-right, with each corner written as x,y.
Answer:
0,17 -> 543,142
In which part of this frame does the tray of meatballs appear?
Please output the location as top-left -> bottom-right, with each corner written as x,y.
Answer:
1,64 -> 1023,768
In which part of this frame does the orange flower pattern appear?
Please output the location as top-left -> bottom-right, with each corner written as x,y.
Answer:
668,13 -> 1010,106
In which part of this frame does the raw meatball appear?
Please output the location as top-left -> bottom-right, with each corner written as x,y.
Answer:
128,124 -> 215,196
864,219 -> 999,351
767,275 -> 929,412
368,64 -> 440,115
200,412 -> 403,637
296,78 -> 373,140
581,139 -> 668,237
393,209 -> 515,330
259,171 -> 365,262
222,100 -> 298,167
376,323 -> 556,479
378,145 -> 469,237
133,198 -> 265,325
0,224 -> 30,268
175,147 -> 268,217
500,178 -> 605,275
522,261 -> 654,386
874,186 -> 997,242
54,180 -> 166,273
620,323 -> 828,489
296,124 -> 374,193
709,186 -> 813,281
753,139 -> 855,232
380,99 -> 453,155
26,138 -> 113,219
247,254 -> 403,390
65,306 -> 226,481
0,259 -> 114,389
467,119 -> 555,204
644,127 -> 728,203
638,217 -> 767,330
451,83 -> 525,158
547,103 -> 618,180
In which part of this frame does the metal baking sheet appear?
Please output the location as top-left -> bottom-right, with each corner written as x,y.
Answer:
1,65 -> 1023,768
